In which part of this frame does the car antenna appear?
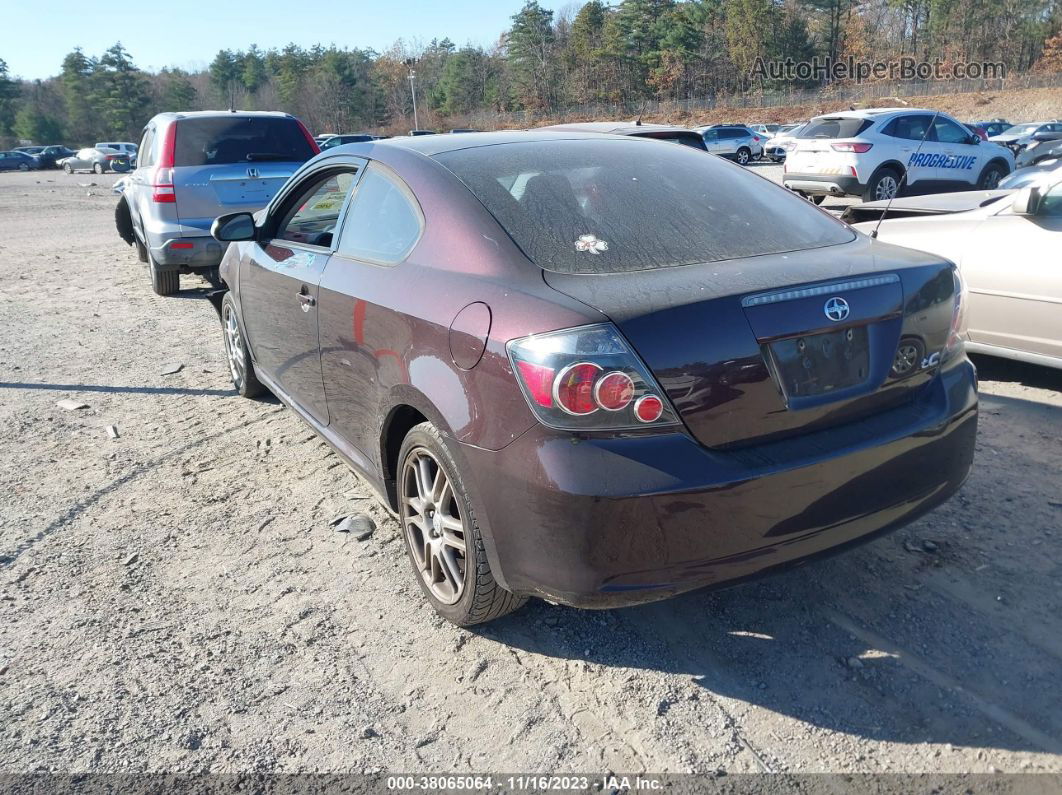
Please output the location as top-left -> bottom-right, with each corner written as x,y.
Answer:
871,108 -> 942,239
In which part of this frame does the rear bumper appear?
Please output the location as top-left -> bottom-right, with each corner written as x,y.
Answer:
462,359 -> 977,608
783,173 -> 863,196
145,232 -> 227,270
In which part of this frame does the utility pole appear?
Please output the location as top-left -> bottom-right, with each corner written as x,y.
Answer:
405,58 -> 419,131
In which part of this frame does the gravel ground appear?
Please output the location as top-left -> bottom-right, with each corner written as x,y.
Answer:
1,169 -> 1061,777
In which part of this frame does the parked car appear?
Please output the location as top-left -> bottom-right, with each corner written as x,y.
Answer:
96,141 -> 139,164
966,120 -> 1011,139
539,121 -> 707,150
764,123 -> 805,162
784,108 -> 1014,202
849,179 -> 1062,370
14,146 -> 45,156
449,128 -> 480,133
0,150 -> 40,171
35,145 -> 76,169
314,134 -> 338,147
62,147 -> 130,174
749,124 -> 781,138
989,121 -> 1062,155
409,129 -> 437,136
319,133 -> 375,150
964,124 -> 988,141
1015,133 -> 1062,168
208,131 -> 977,625
696,124 -> 764,164
114,110 -> 319,296
1000,159 -> 1062,188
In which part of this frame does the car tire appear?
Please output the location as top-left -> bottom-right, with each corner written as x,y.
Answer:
63,163 -> 73,174
863,168 -> 903,202
18,163 -> 28,172
977,162 -> 1006,190
93,162 -> 104,174
147,253 -> 180,296
735,147 -> 751,166
810,194 -> 826,205
220,292 -> 265,398
398,421 -> 527,626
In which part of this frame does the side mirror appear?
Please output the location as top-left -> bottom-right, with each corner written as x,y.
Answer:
211,212 -> 256,242
1011,185 -> 1042,216
968,134 -> 982,145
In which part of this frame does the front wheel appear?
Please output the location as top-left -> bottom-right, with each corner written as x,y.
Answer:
398,422 -> 526,626
221,293 -> 265,398
977,163 -> 1006,190
735,147 -> 751,166
863,168 -> 902,202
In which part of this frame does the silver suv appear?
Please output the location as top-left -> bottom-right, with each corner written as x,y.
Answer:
116,111 -> 318,295
696,125 -> 765,165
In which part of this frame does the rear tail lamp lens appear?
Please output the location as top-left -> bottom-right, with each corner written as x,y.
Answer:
507,324 -> 678,431
152,167 -> 176,203
831,142 -> 873,153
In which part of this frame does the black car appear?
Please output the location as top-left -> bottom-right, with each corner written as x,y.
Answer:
0,150 -> 40,171
319,134 -> 375,150
36,146 -> 77,169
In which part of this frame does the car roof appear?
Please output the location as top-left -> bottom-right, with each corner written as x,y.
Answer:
535,121 -> 696,136
810,107 -> 938,120
357,129 -> 674,157
150,110 -> 296,123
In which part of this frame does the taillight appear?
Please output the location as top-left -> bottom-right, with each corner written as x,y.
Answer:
507,324 -> 678,431
152,123 -> 177,203
296,118 -> 321,155
945,268 -> 968,357
831,142 -> 873,153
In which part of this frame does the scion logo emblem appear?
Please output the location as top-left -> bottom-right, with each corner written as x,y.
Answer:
247,167 -> 260,179
824,296 -> 850,322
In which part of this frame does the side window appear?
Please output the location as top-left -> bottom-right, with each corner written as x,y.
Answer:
886,115 -> 933,141
1040,182 -> 1062,217
139,128 -> 155,168
335,164 -> 422,265
934,118 -> 971,144
702,130 -> 718,141
276,169 -> 359,247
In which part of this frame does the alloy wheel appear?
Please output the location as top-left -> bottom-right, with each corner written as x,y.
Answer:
223,305 -> 245,388
874,175 -> 899,200
982,169 -> 1002,189
401,447 -> 467,605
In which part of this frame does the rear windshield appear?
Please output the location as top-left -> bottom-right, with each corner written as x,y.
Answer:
435,139 -> 854,274
633,131 -> 708,151
174,117 -> 315,166
799,117 -> 873,139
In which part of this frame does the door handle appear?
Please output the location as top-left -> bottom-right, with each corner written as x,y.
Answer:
297,289 -> 316,312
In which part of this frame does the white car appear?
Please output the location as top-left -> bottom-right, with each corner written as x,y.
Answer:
95,141 -> 138,163
783,108 -> 1014,202
765,123 -> 805,162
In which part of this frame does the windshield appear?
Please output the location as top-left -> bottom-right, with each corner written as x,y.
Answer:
799,117 -> 873,138
174,117 -> 315,166
435,138 -> 855,274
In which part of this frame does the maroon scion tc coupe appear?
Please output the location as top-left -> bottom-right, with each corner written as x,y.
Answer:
210,131 -> 978,625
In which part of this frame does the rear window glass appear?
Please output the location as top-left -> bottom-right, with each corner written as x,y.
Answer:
799,118 -> 873,138
435,139 -> 854,274
174,117 -> 315,166
634,131 -> 708,151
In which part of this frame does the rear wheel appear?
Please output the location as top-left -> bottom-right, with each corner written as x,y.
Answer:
977,162 -> 1006,190
18,163 -> 28,172
735,147 -> 751,166
398,422 -> 526,626
221,293 -> 265,398
63,163 -> 73,174
863,168 -> 902,202
147,253 -> 180,296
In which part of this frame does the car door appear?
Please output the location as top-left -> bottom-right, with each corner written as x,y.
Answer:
317,162 -> 424,461
931,116 -> 982,186
962,182 -> 1062,359
882,114 -> 939,188
239,164 -> 363,424
701,129 -> 720,154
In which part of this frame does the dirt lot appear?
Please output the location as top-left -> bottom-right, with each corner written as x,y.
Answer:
1,169 -> 1061,777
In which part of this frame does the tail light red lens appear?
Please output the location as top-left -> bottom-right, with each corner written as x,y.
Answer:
507,324 -> 678,431
831,142 -> 873,153
594,371 -> 635,411
152,123 -> 178,203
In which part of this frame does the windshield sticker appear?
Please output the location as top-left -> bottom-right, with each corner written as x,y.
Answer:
575,234 -> 608,254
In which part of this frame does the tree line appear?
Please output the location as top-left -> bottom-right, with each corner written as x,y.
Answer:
2,0 -> 1060,146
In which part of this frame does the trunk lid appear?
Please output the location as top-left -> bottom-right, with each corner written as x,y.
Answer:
543,237 -> 958,449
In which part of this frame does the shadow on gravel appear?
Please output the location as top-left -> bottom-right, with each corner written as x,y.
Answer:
970,354 -> 1062,392
0,381 -> 235,397
478,536 -> 1062,755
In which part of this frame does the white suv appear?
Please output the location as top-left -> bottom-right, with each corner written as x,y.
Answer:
783,108 -> 1014,202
